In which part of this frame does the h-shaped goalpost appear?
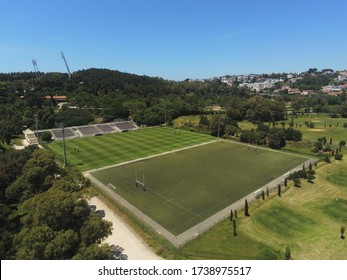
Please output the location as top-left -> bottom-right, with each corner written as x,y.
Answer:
135,170 -> 146,191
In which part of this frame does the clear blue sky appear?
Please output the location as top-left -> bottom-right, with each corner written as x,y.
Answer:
1,0 -> 346,80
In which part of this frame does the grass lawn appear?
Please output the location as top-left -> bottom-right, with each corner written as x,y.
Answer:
239,114 -> 347,144
175,157 -> 347,259
91,141 -> 308,235
287,114 -> 347,143
45,127 -> 214,172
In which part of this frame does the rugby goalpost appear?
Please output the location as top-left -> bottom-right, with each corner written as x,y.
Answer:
107,183 -> 116,192
135,170 -> 147,191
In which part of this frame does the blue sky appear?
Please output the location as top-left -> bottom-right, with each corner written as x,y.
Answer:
1,0 -> 346,80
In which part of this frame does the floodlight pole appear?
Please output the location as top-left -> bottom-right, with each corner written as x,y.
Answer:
62,123 -> 67,167
34,113 -> 39,144
217,110 -> 220,139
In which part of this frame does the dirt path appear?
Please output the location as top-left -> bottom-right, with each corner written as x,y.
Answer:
89,196 -> 162,260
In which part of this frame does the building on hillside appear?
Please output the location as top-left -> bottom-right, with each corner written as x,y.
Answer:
44,95 -> 67,102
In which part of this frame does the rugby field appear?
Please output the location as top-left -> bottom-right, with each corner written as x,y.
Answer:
91,140 -> 309,235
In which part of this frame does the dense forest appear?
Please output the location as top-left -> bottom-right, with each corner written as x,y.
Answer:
0,147 -> 113,259
1,68 -> 346,147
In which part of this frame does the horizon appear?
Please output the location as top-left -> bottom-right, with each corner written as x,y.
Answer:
1,66 -> 346,82
1,0 -> 346,80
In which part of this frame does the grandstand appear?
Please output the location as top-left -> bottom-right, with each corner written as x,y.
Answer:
51,128 -> 76,140
113,121 -> 138,131
31,121 -> 139,143
78,125 -> 102,137
23,129 -> 38,145
95,124 -> 116,134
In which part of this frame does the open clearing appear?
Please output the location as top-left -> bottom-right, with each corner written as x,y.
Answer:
90,140 -> 309,236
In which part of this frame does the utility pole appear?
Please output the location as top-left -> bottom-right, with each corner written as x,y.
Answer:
62,123 -> 67,167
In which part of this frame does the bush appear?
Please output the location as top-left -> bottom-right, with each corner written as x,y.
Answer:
335,153 -> 343,160
40,131 -> 52,142
324,155 -> 331,163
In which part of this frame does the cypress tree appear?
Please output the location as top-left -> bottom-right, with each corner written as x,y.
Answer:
285,247 -> 291,260
278,184 -> 281,196
284,178 -> 288,187
341,226 -> 345,239
230,209 -> 233,221
235,209 -> 238,219
309,161 -> 312,170
330,137 -> 332,145
233,219 -> 237,236
266,187 -> 269,197
262,190 -> 265,200
244,199 -> 250,216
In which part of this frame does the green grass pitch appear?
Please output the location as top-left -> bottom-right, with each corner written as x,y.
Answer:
45,127 -> 214,171
91,140 -> 309,235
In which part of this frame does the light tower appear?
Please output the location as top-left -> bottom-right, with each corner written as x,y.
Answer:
61,51 -> 71,79
32,58 -> 40,78
61,123 -> 67,167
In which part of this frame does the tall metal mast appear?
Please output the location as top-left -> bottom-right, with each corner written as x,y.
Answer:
61,51 -> 71,79
32,58 -> 40,78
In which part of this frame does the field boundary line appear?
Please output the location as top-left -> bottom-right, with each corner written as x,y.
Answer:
86,139 -> 218,174
84,138 -> 319,248
220,138 -> 319,160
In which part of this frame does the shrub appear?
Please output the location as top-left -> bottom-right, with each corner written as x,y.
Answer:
335,153 -> 343,160
40,131 -> 52,142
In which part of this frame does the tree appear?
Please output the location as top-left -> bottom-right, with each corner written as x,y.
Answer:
278,184 -> 281,196
339,140 -> 346,152
335,153 -> 343,160
233,219 -> 237,236
43,229 -> 80,259
199,115 -> 210,126
230,209 -> 233,221
234,209 -> 238,219
285,246 -> 291,260
284,178 -> 288,187
262,190 -> 265,200
309,161 -> 312,171
79,214 -> 112,247
266,187 -> 269,197
73,243 -> 112,260
267,128 -> 286,149
307,173 -> 315,183
341,226 -> 345,239
41,131 -> 52,142
330,137 -> 333,145
244,199 -> 250,216
293,178 -> 301,187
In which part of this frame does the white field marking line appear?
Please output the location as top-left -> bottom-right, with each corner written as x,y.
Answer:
85,139 -> 218,175
175,188 -> 207,205
171,198 -> 230,232
164,197 -> 199,217
220,138 -> 317,160
163,198 -> 174,204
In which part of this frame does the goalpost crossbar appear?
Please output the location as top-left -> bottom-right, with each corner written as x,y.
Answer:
107,183 -> 116,191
